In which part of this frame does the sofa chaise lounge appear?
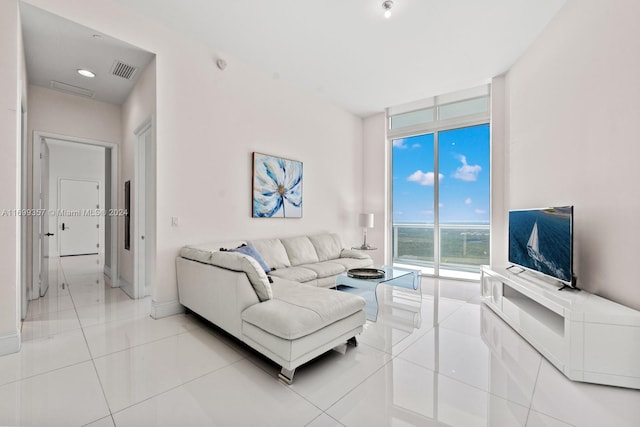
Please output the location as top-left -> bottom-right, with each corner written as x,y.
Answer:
176,233 -> 374,383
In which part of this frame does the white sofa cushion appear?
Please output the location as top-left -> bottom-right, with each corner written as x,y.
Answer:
242,311 -> 365,370
280,236 -> 319,266
210,251 -> 273,301
249,238 -> 291,269
241,280 -> 365,340
299,261 -> 345,279
269,266 -> 317,283
308,233 -> 343,262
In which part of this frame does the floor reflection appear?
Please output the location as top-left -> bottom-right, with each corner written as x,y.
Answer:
23,254 -> 136,339
348,278 -> 543,426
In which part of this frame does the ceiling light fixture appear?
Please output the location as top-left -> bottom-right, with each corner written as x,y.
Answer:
77,69 -> 96,78
382,0 -> 394,19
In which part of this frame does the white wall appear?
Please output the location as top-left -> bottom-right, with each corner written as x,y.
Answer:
27,86 -> 122,144
505,0 -> 640,310
21,0 -> 364,316
362,113 -> 387,266
46,140 -> 106,257
0,0 -> 21,355
490,76 -> 508,267
26,85 -> 122,294
120,58 -> 156,288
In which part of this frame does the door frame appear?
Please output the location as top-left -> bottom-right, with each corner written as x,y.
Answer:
39,140 -> 50,297
133,116 -> 155,299
387,118 -> 490,277
31,131 -> 119,299
20,81 -> 28,319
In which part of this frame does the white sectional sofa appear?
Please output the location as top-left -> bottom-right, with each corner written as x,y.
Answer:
176,233 -> 374,384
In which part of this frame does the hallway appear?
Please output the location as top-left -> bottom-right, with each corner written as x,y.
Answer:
0,255 -> 190,426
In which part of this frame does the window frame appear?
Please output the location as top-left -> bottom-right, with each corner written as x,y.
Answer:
386,89 -> 491,278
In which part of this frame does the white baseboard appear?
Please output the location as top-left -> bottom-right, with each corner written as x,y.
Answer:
151,300 -> 184,319
0,330 -> 21,356
119,276 -> 134,298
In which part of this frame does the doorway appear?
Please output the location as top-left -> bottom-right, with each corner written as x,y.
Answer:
31,133 -> 119,302
130,117 -> 155,299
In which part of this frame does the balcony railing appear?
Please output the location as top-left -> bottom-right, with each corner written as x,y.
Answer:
392,222 -> 490,273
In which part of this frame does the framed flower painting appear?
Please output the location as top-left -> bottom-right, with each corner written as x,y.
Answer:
252,152 -> 303,218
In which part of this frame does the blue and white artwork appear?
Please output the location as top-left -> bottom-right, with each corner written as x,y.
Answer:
252,152 -> 303,218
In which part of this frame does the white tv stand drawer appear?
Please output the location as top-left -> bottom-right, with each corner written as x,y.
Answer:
481,265 -> 640,389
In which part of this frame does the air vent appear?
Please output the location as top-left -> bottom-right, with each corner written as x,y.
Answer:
110,60 -> 138,80
50,81 -> 95,98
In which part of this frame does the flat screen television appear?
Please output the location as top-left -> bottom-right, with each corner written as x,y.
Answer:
508,206 -> 574,287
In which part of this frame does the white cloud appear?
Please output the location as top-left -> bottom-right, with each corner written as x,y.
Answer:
465,197 -> 473,205
453,155 -> 482,182
412,143 -> 421,148
393,139 -> 408,149
407,170 -> 444,186
475,209 -> 487,215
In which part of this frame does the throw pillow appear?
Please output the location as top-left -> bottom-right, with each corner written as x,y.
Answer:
221,243 -> 271,273
210,251 -> 273,301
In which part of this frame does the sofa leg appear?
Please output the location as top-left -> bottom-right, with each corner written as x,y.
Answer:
278,367 -> 295,385
347,336 -> 358,347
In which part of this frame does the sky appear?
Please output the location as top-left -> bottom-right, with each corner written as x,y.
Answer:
392,124 -> 490,224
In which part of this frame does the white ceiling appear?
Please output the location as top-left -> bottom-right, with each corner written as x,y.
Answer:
20,2 -> 155,105
21,0 -> 566,115
114,0 -> 566,117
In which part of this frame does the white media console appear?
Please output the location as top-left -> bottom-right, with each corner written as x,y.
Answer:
481,265 -> 640,389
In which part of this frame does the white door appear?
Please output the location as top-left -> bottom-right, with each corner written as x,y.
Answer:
133,124 -> 150,299
39,140 -> 51,296
59,179 -> 100,256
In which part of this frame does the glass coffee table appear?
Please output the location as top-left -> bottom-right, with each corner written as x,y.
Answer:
336,265 -> 421,321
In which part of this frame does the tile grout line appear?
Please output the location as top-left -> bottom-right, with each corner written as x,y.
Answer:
304,412 -> 345,427
523,354 -> 543,426
397,355 -> 532,412
0,359 -> 92,389
524,360 -> 578,427
322,350 -> 397,416
86,319 -> 204,361
108,357 -> 249,419
61,258 -> 117,423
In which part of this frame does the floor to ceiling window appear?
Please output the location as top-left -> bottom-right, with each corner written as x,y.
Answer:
389,86 -> 490,279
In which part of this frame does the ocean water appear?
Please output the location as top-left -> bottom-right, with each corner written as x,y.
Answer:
509,208 -> 572,282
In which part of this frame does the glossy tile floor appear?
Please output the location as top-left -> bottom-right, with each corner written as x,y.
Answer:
2,256 -> 639,426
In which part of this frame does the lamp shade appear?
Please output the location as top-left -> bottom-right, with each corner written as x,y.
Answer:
359,213 -> 374,228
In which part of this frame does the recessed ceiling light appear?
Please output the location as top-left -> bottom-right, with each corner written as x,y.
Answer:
77,69 -> 96,78
382,0 -> 394,19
